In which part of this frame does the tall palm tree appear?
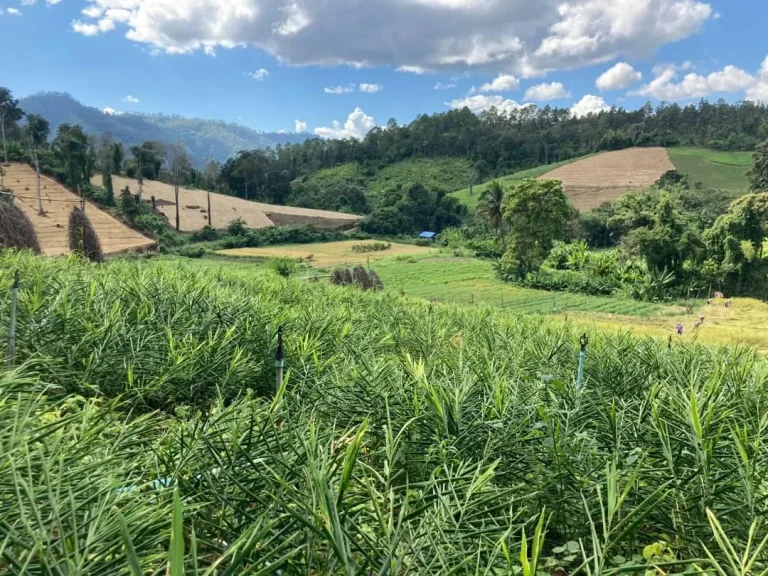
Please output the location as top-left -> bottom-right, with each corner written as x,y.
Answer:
477,180 -> 505,236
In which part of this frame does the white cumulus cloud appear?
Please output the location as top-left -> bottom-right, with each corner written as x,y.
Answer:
123,95 -> 140,103
448,94 -> 524,115
633,63 -> 757,100
480,74 -> 519,92
324,84 -> 355,94
596,62 -> 643,91
570,94 -> 610,117
359,83 -> 383,93
746,56 -> 768,103
315,107 -> 375,140
7,7 -> 22,15
102,107 -> 124,116
72,17 -> 115,35
69,0 -> 714,76
247,68 -> 270,80
524,82 -> 570,101
295,119 -> 308,132
434,82 -> 456,90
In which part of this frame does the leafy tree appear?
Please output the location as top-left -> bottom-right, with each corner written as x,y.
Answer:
23,114 -> 50,214
111,142 -> 125,175
53,124 -> 93,192
360,206 -> 405,235
705,193 -> 768,259
476,181 -> 505,236
0,87 -> 24,164
501,179 -> 573,274
747,139 -> 768,191
221,150 -> 269,201
626,192 -> 703,277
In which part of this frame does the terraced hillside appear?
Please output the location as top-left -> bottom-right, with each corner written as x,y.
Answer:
3,164 -> 154,256
538,147 -> 674,211
102,175 -> 361,232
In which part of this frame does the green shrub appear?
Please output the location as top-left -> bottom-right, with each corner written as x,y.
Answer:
227,217 -> 248,237
190,225 -> 219,242
177,246 -> 205,259
268,256 -> 297,277
351,242 -> 391,253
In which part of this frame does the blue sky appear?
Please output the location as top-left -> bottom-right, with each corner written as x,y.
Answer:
1,0 -> 767,137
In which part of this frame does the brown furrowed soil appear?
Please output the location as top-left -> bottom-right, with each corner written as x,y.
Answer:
3,164 -> 155,256
102,175 -> 361,233
538,147 -> 674,211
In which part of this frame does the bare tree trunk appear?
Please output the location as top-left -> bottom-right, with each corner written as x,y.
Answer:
35,160 -> 42,214
207,190 -> 212,226
27,134 -> 43,214
244,180 -> 248,201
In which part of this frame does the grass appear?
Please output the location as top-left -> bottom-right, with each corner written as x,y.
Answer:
451,157 -> 589,210
374,254 -> 676,316
166,250 -> 768,351
300,157 -> 473,201
2,249 -> 768,572
216,239 -> 437,267
366,157 -> 473,197
668,147 -> 752,191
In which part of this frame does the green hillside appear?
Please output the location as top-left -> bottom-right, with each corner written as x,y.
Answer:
299,157 -> 472,202
450,157 -> 586,210
667,147 -> 752,191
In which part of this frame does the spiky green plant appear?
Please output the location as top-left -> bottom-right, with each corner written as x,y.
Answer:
0,250 -> 766,573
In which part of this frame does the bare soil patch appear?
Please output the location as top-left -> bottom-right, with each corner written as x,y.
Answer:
103,175 -> 361,233
538,147 -> 673,211
4,164 -> 155,256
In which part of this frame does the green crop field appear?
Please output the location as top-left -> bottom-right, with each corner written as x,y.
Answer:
169,249 -> 768,351
2,249 -> 768,572
373,254 -> 677,316
450,157 -> 588,210
668,147 -> 752,191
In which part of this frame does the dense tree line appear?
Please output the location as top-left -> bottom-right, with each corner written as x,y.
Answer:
213,99 -> 768,206
484,145 -> 768,300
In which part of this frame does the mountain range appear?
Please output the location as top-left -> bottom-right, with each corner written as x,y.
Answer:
19,92 -> 312,166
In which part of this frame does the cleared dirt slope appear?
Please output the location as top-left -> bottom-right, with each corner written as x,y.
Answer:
101,175 -> 361,233
538,147 -> 674,211
3,164 -> 154,256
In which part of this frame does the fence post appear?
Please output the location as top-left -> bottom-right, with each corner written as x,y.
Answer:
7,271 -> 19,368
275,326 -> 284,393
576,333 -> 588,391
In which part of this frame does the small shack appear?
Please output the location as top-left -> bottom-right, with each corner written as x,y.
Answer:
419,231 -> 437,242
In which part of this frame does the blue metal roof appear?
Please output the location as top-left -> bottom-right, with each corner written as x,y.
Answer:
419,231 -> 437,238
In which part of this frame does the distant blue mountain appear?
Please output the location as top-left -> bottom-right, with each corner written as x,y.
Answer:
19,92 -> 312,166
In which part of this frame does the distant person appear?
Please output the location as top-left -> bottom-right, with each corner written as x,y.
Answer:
676,323 -> 684,335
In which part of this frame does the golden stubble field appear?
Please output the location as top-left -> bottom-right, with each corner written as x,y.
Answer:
218,240 -> 438,267
4,164 -> 155,256
539,147 -> 675,211
102,175 -> 361,232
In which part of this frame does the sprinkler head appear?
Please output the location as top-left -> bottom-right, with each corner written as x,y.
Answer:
580,334 -> 589,351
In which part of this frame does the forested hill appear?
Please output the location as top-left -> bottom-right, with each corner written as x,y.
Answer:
18,92 -> 311,166
268,101 -> 768,181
